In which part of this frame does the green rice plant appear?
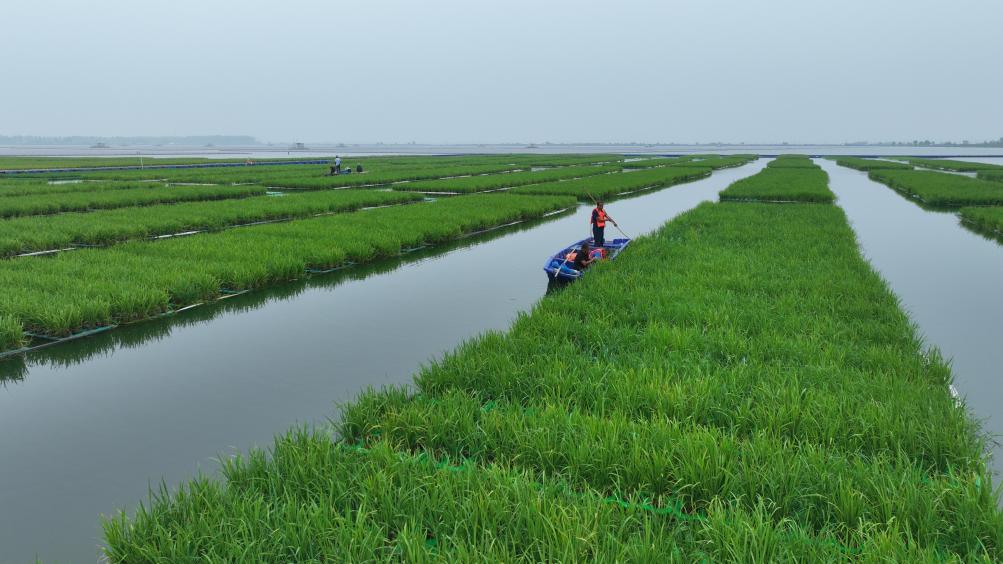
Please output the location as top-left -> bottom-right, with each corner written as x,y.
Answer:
833,157 -> 913,171
0,314 -> 26,351
0,189 -> 426,256
0,179 -> 183,198
391,164 -> 620,193
671,155 -> 757,170
899,158 -> 1003,173
719,159 -> 834,203
958,207 -> 1003,237
869,170 -> 1003,207
510,167 -> 710,200
0,184 -> 267,219
102,432 -> 959,562
103,201 -> 1000,560
263,163 -> 534,190
0,194 -> 574,340
765,155 -> 817,168
977,170 -> 1003,183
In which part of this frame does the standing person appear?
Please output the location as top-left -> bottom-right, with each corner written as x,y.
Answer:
334,155 -> 342,174
590,200 -> 617,247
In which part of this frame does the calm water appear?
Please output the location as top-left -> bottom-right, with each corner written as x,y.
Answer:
820,160 -> 1003,484
0,160 -> 767,562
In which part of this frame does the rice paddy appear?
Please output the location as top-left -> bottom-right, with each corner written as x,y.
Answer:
868,169 -> 1003,207
896,158 -> 1003,173
832,157 -> 914,171
959,207 -> 1003,238
509,166 -> 711,199
719,157 -> 835,202
0,189 -> 427,257
978,170 -> 1003,182
102,189 -> 1003,560
389,163 -> 621,193
3,153 -> 1001,561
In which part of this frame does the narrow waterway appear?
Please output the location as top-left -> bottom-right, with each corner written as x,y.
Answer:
0,159 -> 767,562
820,160 -> 1003,487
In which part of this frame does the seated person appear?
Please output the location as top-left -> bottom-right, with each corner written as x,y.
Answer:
573,242 -> 597,270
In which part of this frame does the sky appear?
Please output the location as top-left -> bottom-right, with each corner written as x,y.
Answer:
3,0 -> 1002,144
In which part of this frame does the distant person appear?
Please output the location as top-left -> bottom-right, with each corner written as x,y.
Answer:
356,163 -> 363,173
334,155 -> 342,174
573,242 -> 596,271
590,200 -> 617,247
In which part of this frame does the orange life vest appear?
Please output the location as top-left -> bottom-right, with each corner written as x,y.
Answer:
565,251 -> 578,261
593,208 -> 608,228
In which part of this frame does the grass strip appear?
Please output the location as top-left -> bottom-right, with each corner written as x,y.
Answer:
102,432 -> 954,562
958,207 -> 1003,237
833,157 -> 913,171
0,184 -> 266,219
262,163 -> 534,190
764,155 -> 817,168
899,158 -> 1003,173
0,194 -> 573,339
342,391 -> 1000,556
671,155 -> 756,170
977,170 -> 1003,183
509,167 -> 710,200
104,200 -> 1001,560
0,189 -> 426,257
869,169 -> 1003,207
719,159 -> 834,202
390,164 -> 620,193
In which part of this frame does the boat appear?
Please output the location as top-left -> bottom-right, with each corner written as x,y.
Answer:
544,237 -> 630,281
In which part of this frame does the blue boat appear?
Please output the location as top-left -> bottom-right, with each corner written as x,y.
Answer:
543,237 -> 631,281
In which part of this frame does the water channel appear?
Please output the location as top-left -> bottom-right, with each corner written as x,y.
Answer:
0,159 -> 767,562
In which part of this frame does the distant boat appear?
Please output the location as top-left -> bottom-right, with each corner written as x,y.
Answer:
90,142 -> 110,149
526,143 -> 539,149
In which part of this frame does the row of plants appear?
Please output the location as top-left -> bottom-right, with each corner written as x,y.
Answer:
0,193 -> 574,351
0,189 -> 426,257
895,158 -> 1003,173
510,167 -> 712,199
0,156 -> 308,171
675,155 -> 756,169
0,183 -> 266,219
832,157 -> 913,171
958,207 -> 1003,236
719,159 -> 835,202
390,164 -> 621,193
764,154 -> 817,168
869,170 -> 1003,207
0,179 -> 176,198
977,170 -> 1003,182
103,201 -> 1001,560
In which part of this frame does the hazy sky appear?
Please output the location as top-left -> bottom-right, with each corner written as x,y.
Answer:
4,0 -> 1002,144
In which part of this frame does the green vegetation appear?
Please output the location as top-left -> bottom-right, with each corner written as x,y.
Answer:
833,157 -> 913,171
869,170 -> 1003,207
0,156 -> 293,171
977,170 -> 1003,183
0,180 -> 175,198
263,163 -> 534,190
0,194 -> 573,344
103,201 -> 1001,560
0,189 -> 426,256
391,164 -> 620,193
0,184 -> 266,219
623,156 -> 692,168
510,167 -> 710,199
898,158 -> 1003,173
764,154 -> 817,168
719,159 -> 834,203
0,314 -> 25,351
958,207 -> 1003,237
674,155 -> 756,170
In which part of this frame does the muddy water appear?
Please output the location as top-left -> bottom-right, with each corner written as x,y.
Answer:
821,160 -> 1003,488
0,159 -> 767,562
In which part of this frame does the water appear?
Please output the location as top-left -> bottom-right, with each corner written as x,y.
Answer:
0,159 -> 767,562
820,160 -> 1003,484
